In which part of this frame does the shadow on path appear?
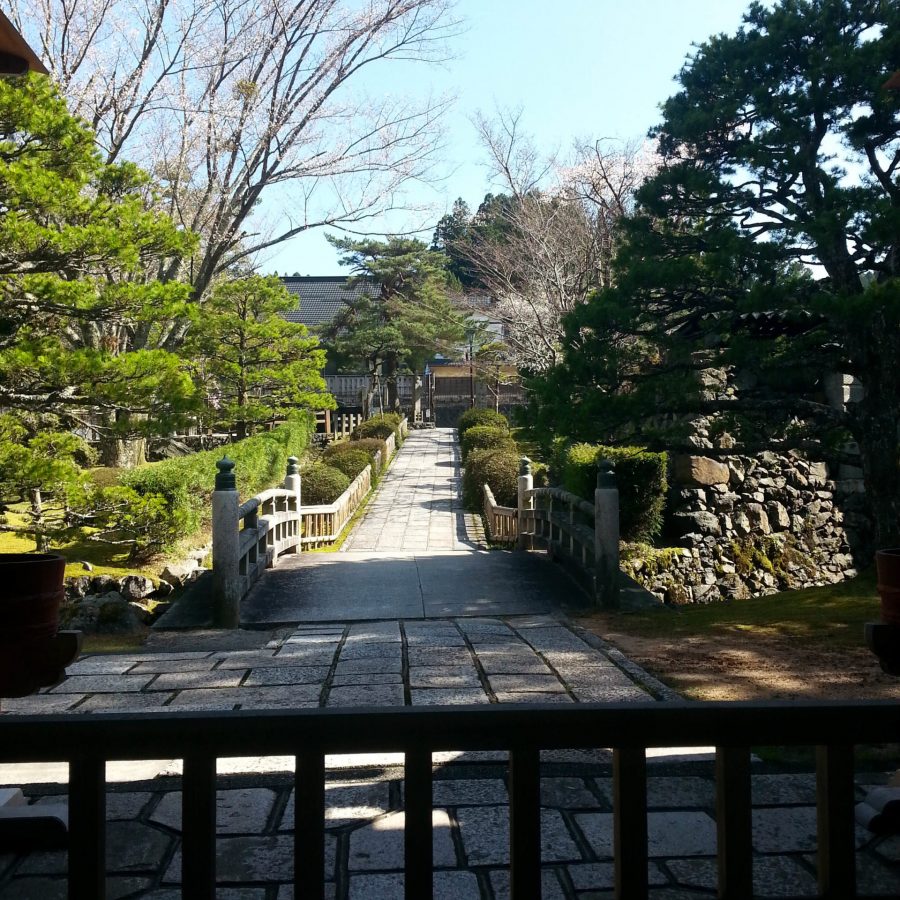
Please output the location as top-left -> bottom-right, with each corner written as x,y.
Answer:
241,551 -> 580,625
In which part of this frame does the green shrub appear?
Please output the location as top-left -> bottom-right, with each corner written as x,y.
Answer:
352,419 -> 395,441
301,464 -> 351,505
461,425 -> 515,462
327,449 -> 371,481
327,437 -> 388,464
119,414 -> 314,550
463,447 -> 519,510
560,443 -> 668,542
457,408 -> 508,438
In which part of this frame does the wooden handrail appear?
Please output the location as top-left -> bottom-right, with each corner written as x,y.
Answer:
2,700 -> 896,900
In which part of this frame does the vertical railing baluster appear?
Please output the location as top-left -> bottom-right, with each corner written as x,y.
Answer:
405,748 -> 433,900
295,749 -> 326,900
613,747 -> 647,900
716,746 -> 752,900
816,744 -> 855,899
69,755 -> 106,900
510,747 -> 541,900
182,752 -> 216,900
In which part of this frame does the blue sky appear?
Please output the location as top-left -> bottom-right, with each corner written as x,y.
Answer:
263,0 -> 757,276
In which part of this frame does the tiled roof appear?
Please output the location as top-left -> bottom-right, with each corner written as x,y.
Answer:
280,276 -> 377,328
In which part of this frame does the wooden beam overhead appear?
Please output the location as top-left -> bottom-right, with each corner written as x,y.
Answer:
0,11 -> 48,76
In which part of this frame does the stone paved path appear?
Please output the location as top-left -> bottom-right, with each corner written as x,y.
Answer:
1,430 -> 898,897
342,429 -> 480,553
242,430 -> 567,625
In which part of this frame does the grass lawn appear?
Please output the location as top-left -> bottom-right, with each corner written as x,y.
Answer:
577,571 -> 898,702
602,572 -> 879,649
0,524 -> 161,581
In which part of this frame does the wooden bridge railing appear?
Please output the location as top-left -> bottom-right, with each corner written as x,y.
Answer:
2,700 -> 896,900
483,483 -> 518,543
211,418 -> 407,625
301,464 -> 372,548
483,458 -> 620,607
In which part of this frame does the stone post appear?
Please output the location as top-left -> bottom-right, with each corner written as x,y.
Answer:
282,455 -> 302,496
282,455 -> 302,555
212,457 -> 241,628
517,456 -> 534,551
594,459 -> 620,608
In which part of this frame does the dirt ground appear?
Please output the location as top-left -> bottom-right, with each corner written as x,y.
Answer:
578,613 -> 900,702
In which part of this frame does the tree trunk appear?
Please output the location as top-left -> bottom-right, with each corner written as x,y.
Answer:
385,354 -> 399,411
97,411 -> 147,468
99,435 -> 147,468
29,488 -> 49,553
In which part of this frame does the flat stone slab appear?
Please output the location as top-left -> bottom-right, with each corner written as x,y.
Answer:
347,810 -> 456,871
575,810 -> 718,858
243,667 -> 330,686
457,806 -> 581,865
281,781 -> 392,828
152,788 -> 278,834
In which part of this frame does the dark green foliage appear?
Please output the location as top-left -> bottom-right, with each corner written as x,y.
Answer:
527,0 -> 900,547
560,443 -> 668,543
457,408 -> 509,439
120,415 -> 314,545
301,464 -> 351,505
327,449 -> 371,480
460,425 -> 515,463
326,438 -> 388,464
463,447 -> 519,510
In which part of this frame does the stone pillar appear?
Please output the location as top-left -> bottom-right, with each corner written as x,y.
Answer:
594,459 -> 620,608
282,455 -> 302,555
212,457 -> 241,628
282,455 -> 302,496
517,456 -> 534,551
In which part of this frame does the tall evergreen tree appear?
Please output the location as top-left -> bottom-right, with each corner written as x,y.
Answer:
530,0 -> 900,547
0,74 -> 197,464
185,276 -> 332,440
324,237 -> 467,408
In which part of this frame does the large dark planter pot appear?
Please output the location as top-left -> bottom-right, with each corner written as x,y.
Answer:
0,552 -> 67,697
876,549 -> 900,626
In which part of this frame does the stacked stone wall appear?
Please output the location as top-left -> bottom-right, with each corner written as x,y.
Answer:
622,450 -> 871,605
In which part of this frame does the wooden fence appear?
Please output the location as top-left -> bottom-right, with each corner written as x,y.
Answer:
3,700 -> 897,899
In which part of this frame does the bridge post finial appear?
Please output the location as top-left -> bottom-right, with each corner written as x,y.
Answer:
215,456 -> 237,492
596,458 -> 616,491
519,456 -> 532,477
286,456 -> 300,477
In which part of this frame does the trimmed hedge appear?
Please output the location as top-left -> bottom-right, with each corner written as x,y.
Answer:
120,415 -> 315,549
325,437 -> 388,465
463,447 -> 519,510
460,425 -> 515,463
300,464 -> 351,505
327,448 -> 371,480
560,443 -> 668,542
457,408 -> 508,439
351,419 -> 395,441
351,412 -> 403,443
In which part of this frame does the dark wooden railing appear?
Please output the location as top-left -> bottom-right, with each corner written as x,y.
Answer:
1,700 -> 898,900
